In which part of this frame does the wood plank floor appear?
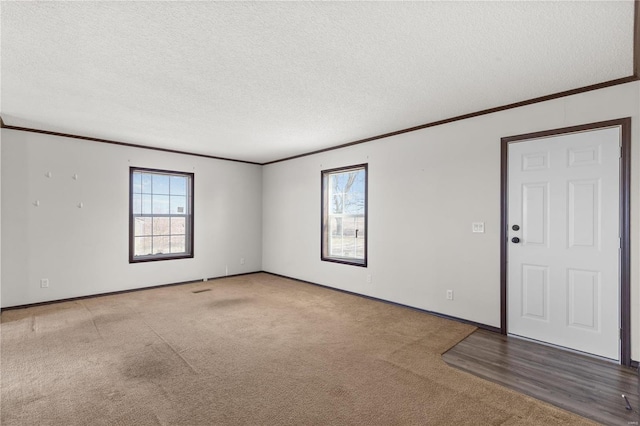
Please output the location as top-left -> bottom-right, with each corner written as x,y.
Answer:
442,329 -> 639,426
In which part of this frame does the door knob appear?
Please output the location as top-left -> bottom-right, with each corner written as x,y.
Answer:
512,225 -> 520,231
511,237 -> 520,243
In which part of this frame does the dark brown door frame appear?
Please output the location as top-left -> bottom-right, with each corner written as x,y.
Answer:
500,118 -> 632,367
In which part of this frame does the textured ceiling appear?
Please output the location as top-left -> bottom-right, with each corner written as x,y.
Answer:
0,1 -> 635,163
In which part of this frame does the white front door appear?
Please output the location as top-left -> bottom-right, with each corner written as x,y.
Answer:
507,126 -> 621,360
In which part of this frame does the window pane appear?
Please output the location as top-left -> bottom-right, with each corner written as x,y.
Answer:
152,195 -> 170,214
170,176 -> 187,196
330,193 -> 343,214
329,217 -> 355,257
330,236 -> 343,256
171,217 -> 186,235
342,217 -> 357,238
142,194 -> 152,214
170,196 -> 187,214
132,173 -> 142,194
153,217 -> 171,236
134,236 -> 152,257
355,239 -> 365,258
134,217 -> 153,237
152,174 -> 170,195
152,236 -> 170,255
344,170 -> 365,214
170,236 -> 186,253
132,193 -> 142,215
355,216 -> 366,259
328,216 -> 341,237
141,173 -> 152,194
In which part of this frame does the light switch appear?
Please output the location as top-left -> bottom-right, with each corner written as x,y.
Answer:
472,222 -> 485,233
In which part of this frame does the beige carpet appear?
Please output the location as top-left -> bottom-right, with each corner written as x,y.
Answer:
1,273 -> 595,425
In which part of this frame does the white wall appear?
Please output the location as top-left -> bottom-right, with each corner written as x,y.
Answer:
0,132 -> 2,309
1,130 -> 263,307
262,81 -> 640,361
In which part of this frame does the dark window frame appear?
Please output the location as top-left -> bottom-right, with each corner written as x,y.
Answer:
129,167 -> 194,263
321,163 -> 368,267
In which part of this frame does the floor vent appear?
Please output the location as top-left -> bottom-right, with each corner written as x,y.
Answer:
192,289 -> 211,294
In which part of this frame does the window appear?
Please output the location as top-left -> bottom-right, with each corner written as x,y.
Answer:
129,167 -> 194,262
321,164 -> 367,266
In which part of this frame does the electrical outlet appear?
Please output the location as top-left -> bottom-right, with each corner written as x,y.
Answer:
446,289 -> 453,300
366,274 -> 372,284
472,222 -> 485,233
240,257 -> 245,265
40,278 -> 49,288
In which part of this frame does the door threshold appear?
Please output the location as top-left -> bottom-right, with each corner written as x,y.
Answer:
507,333 -> 620,365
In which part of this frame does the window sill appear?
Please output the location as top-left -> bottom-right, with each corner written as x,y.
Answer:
130,253 -> 194,263
321,257 -> 367,268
